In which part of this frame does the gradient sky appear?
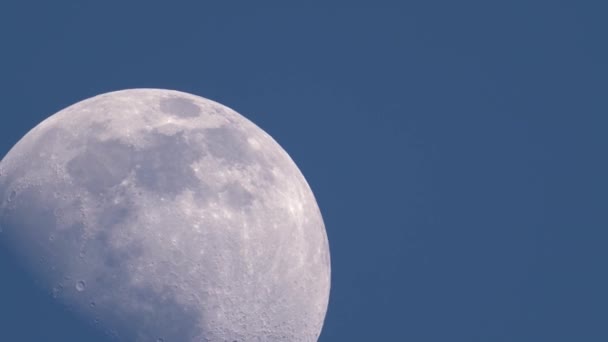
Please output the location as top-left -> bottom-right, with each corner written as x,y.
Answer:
1,2 -> 607,341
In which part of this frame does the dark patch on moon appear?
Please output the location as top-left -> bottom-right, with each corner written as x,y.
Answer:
87,120 -> 111,136
133,131 -> 207,198
67,131 -> 209,199
67,139 -> 134,195
221,182 -> 254,208
203,126 -> 253,165
97,198 -> 134,230
159,97 -> 201,118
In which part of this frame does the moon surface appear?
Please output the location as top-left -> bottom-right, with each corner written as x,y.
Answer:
0,89 -> 330,341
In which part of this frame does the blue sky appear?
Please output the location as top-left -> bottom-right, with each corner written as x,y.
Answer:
1,2 -> 607,341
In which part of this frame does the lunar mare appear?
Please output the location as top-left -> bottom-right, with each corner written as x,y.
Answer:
0,89 -> 330,341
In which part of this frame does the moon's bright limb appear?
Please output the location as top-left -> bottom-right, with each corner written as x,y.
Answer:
0,89 -> 330,341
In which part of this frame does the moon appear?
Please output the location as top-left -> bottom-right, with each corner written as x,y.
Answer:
0,89 -> 330,341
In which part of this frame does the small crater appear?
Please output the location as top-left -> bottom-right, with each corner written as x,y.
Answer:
76,280 -> 86,292
8,190 -> 16,201
160,97 -> 201,118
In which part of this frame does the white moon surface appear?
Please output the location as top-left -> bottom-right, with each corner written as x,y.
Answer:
0,89 -> 330,341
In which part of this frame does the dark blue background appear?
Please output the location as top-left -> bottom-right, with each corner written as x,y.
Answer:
1,2 -> 607,341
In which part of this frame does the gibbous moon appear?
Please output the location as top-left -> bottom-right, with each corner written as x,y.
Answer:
0,89 -> 330,341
